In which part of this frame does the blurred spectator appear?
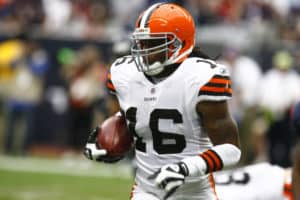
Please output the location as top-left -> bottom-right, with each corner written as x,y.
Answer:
83,1 -> 110,40
48,0 -> 87,39
292,102 -> 300,134
279,14 -> 300,41
259,50 -> 300,117
185,0 -> 221,25
109,0 -> 145,32
0,37 -> 24,85
258,51 -> 300,168
42,0 -> 111,40
220,48 -> 262,119
42,0 -> 72,34
3,36 -> 49,155
220,47 -> 263,164
0,37 -> 24,142
0,0 -> 44,35
266,0 -> 291,19
266,106 -> 297,167
61,45 -> 107,152
293,49 -> 300,73
216,0 -> 245,24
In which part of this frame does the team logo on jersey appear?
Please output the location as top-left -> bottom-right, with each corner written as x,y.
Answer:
144,88 -> 157,101
150,88 -> 156,94
144,97 -> 157,101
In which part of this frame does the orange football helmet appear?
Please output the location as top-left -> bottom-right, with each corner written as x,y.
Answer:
131,3 -> 195,75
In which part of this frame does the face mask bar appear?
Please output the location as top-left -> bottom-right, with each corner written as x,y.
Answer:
130,32 -> 182,74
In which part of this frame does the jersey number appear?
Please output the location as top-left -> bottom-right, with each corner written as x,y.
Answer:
115,57 -> 134,66
125,107 -> 186,154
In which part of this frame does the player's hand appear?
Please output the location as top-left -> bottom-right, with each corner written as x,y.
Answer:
148,162 -> 189,200
83,127 -> 122,163
84,127 -> 106,160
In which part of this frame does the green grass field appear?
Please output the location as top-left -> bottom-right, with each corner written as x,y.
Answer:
0,155 -> 134,200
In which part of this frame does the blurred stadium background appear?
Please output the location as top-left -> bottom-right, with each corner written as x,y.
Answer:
0,0 -> 300,199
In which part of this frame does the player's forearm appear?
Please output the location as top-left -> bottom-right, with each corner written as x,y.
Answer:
181,144 -> 241,177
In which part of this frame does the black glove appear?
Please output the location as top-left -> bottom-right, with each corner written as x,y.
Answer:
148,162 -> 189,200
83,127 -> 123,163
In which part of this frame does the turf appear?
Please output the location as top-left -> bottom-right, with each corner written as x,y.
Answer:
0,156 -> 134,200
0,169 -> 134,200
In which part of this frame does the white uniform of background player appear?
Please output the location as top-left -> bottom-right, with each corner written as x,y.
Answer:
214,162 -> 293,200
108,56 -> 231,200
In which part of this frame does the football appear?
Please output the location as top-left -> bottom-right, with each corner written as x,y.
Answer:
97,114 -> 133,157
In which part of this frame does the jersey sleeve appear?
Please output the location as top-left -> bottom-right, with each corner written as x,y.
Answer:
106,67 -> 116,95
196,63 -> 232,102
105,56 -> 133,105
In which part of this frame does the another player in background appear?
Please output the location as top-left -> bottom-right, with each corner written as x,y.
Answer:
214,162 -> 293,200
291,102 -> 300,199
215,102 -> 300,200
84,3 -> 240,200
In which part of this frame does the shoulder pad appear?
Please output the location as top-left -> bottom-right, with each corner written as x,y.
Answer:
106,56 -> 136,95
186,58 -> 232,101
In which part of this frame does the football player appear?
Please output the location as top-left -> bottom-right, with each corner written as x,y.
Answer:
214,162 -> 293,200
84,3 -> 241,200
291,102 -> 300,199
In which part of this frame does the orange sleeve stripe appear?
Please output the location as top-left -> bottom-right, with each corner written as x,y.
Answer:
210,78 -> 231,84
283,183 -> 293,199
200,153 -> 215,173
199,75 -> 232,96
284,183 -> 292,191
200,86 -> 232,94
206,150 -> 223,171
106,82 -> 116,91
200,150 -> 224,173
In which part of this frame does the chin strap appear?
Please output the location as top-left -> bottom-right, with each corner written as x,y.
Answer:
144,61 -> 165,75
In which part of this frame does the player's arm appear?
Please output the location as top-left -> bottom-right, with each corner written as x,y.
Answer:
177,101 -> 240,178
187,100 -> 241,173
197,101 -> 239,147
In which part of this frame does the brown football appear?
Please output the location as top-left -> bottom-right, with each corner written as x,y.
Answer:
97,115 -> 133,157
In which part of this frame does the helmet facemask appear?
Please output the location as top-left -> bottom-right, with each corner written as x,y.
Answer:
131,31 -> 182,76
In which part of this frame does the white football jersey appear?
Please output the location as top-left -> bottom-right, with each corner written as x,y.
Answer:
107,56 -> 232,199
214,163 -> 293,200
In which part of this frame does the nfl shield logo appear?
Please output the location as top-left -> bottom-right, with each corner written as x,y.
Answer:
150,88 -> 155,94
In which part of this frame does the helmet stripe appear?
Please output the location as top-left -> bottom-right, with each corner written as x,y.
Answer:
140,3 -> 163,28
136,16 -> 142,27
